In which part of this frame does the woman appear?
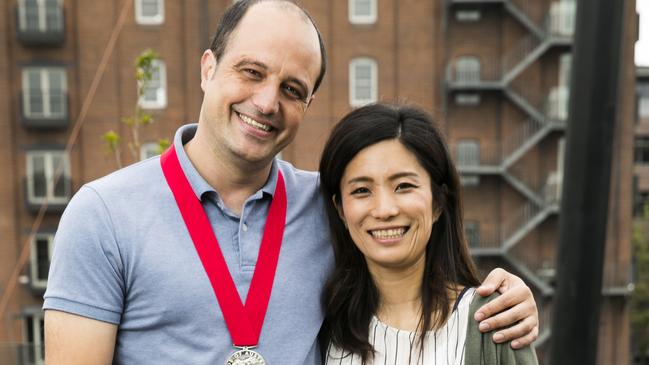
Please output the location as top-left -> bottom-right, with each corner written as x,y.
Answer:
318,103 -> 537,364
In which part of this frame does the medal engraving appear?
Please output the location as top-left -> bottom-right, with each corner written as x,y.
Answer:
225,348 -> 266,365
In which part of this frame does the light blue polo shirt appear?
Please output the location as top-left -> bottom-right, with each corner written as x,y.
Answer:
43,124 -> 334,364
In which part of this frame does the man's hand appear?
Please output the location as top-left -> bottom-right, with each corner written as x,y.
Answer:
474,268 -> 539,349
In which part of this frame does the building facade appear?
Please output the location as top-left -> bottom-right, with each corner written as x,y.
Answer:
0,0 -> 637,363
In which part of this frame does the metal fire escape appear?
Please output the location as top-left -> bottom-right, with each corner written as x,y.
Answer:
444,0 -> 577,348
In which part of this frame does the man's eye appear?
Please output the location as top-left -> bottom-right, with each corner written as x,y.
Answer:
243,69 -> 262,78
282,84 -> 304,100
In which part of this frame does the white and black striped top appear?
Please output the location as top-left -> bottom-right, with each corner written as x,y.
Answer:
325,287 -> 476,365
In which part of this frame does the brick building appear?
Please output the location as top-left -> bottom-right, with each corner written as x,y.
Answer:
635,66 -> 649,216
0,0 -> 637,363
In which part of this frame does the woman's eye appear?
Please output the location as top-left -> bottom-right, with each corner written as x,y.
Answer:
350,187 -> 370,195
395,183 -> 416,191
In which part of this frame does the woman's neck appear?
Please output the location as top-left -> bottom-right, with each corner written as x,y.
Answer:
370,258 -> 425,332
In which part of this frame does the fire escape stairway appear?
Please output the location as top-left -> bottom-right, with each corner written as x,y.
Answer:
501,119 -> 548,169
505,0 -> 545,38
500,200 -> 559,252
501,35 -> 549,85
502,86 -> 546,123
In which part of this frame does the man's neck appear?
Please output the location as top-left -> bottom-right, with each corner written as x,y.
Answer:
370,258 -> 425,332
184,133 -> 272,216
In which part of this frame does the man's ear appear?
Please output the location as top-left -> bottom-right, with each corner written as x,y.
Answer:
332,194 -> 346,226
200,50 -> 217,91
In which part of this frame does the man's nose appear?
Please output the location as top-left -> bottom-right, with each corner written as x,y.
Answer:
252,82 -> 280,115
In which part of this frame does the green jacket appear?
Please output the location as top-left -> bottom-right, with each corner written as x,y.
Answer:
465,293 -> 539,364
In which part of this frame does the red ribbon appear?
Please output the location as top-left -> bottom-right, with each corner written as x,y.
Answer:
161,146 -> 287,346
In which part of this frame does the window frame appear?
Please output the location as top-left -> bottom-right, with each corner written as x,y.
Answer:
455,9 -> 482,22
464,220 -> 481,248
17,0 -> 63,33
23,310 -> 45,365
348,0 -> 377,25
638,82 -> 649,118
349,57 -> 378,107
138,59 -> 167,109
636,137 -> 649,164
456,139 -> 481,167
26,150 -> 71,205
454,56 -> 481,83
22,67 -> 67,120
29,233 -> 54,289
455,93 -> 481,106
135,0 -> 164,25
140,142 -> 161,160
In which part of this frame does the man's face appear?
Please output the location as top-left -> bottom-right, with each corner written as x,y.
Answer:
199,2 -> 322,165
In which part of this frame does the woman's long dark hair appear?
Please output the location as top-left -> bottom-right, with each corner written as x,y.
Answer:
318,103 -> 480,363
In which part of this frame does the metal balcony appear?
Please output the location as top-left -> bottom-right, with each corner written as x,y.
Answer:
15,3 -> 65,47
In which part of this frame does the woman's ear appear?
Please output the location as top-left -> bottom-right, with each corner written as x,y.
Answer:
332,194 -> 347,227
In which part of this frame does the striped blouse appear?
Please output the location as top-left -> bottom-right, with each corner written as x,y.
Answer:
325,287 -> 476,365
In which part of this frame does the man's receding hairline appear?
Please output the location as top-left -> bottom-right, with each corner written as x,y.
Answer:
244,1 -> 315,31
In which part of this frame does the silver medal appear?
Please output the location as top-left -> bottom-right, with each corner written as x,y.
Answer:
225,347 -> 266,365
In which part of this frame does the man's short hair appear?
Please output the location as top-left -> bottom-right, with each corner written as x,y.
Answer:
210,0 -> 327,94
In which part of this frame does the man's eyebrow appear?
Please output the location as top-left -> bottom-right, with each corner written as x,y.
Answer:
233,59 -> 268,70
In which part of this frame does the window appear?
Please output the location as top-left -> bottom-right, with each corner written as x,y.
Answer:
140,142 -> 161,160
456,140 -> 480,167
17,0 -> 63,33
139,60 -> 167,109
635,137 -> 649,164
23,311 -> 45,365
349,58 -> 378,107
456,10 -> 481,22
26,150 -> 71,205
638,83 -> 649,118
460,175 -> 480,186
548,0 -> 576,36
464,220 -> 480,248
349,0 -> 376,24
135,0 -> 164,25
30,234 -> 53,289
559,53 -> 572,88
455,56 -> 481,83
634,177 -> 649,217
22,67 -> 67,119
455,93 -> 481,106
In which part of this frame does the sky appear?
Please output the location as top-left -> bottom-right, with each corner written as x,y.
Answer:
637,1 -> 649,66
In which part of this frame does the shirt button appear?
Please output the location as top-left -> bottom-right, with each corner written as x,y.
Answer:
242,223 -> 248,232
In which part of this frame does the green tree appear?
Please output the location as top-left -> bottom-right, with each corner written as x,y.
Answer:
102,49 -> 169,168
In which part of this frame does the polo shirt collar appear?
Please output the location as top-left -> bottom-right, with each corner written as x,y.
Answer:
172,124 -> 280,202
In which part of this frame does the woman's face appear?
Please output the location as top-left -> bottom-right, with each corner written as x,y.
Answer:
337,139 -> 438,272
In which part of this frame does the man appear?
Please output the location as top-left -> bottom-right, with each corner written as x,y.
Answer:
44,1 -> 538,364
